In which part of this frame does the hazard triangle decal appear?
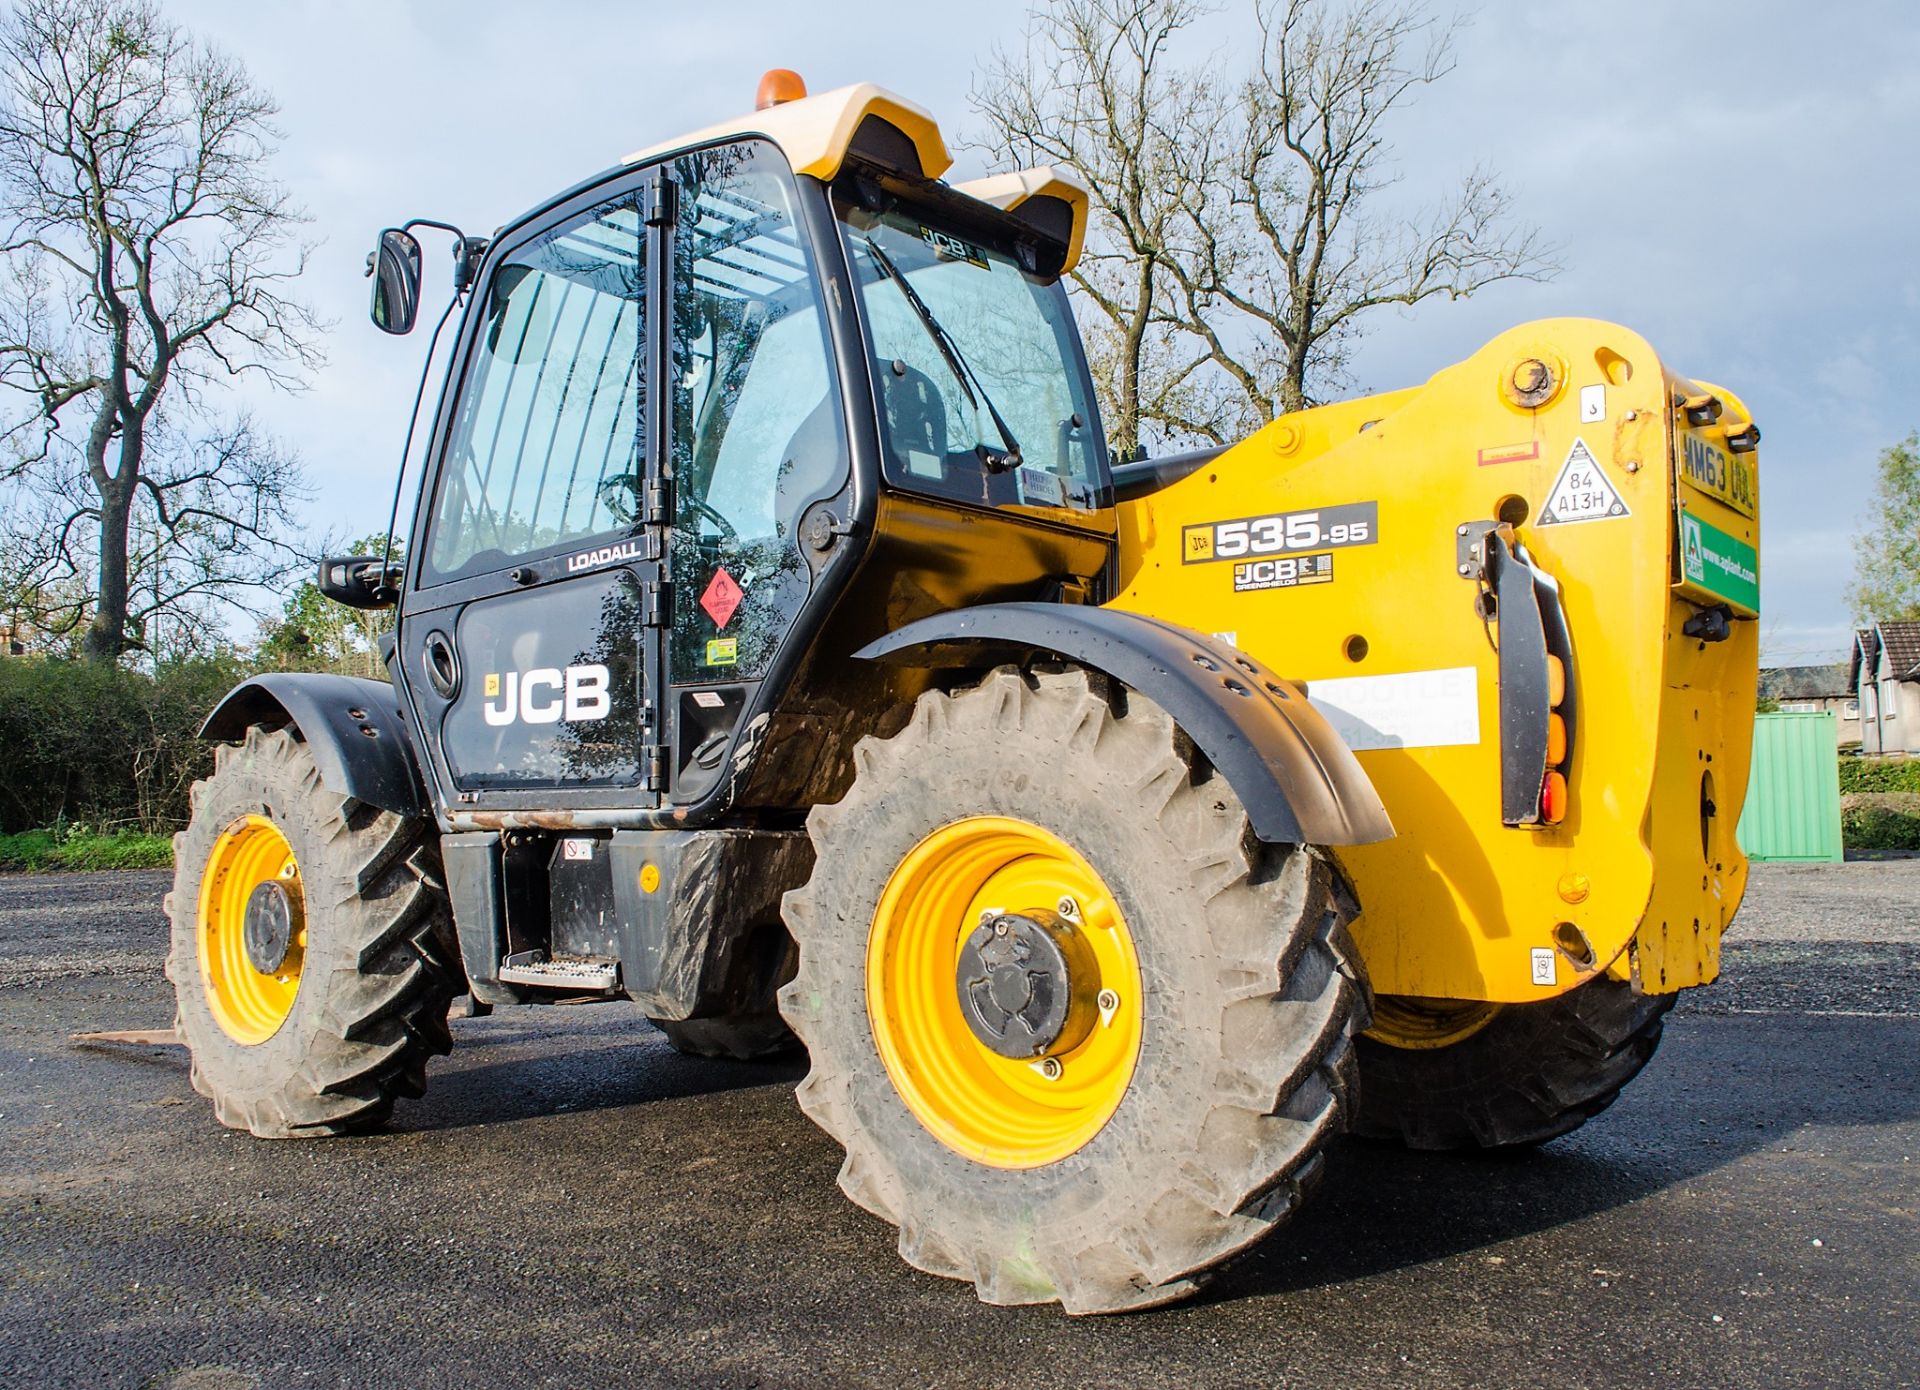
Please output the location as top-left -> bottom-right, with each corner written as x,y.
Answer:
1537,438 -> 1628,525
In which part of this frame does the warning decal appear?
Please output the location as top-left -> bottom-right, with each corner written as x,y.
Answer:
1537,438 -> 1628,525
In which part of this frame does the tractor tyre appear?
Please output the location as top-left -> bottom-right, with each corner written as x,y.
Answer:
780,666 -> 1369,1314
164,725 -> 460,1138
1353,977 -> 1675,1150
650,1013 -> 801,1061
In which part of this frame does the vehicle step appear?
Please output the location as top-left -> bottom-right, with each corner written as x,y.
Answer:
497,952 -> 620,992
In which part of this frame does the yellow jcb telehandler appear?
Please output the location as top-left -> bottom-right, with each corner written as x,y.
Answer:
164,72 -> 1759,1313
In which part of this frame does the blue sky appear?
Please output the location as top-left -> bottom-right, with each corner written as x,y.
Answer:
166,0 -> 1920,665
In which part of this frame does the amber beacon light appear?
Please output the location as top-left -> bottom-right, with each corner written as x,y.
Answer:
756,69 -> 807,110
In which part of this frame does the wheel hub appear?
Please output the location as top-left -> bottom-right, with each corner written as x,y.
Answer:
955,909 -> 1096,1058
242,878 -> 299,975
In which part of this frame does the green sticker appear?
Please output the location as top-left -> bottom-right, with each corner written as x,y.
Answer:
704,637 -> 738,666
1680,511 -> 1758,614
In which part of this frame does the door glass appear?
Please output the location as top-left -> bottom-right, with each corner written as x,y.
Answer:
425,199 -> 648,583
669,141 -> 845,683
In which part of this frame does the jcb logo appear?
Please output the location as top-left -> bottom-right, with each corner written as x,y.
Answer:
481,664 -> 611,726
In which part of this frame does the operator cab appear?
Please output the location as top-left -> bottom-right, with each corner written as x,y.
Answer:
338,76 -> 1111,828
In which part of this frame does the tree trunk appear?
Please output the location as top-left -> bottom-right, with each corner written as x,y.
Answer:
84,417 -> 142,662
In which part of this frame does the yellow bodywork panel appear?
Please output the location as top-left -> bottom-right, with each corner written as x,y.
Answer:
1108,318 -> 1758,1004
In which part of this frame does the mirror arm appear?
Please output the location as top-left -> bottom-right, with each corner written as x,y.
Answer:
399,218 -> 488,295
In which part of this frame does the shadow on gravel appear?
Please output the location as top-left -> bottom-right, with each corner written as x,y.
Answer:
1207,1010 -> 1920,1305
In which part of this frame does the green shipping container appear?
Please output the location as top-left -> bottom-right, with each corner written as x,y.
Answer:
1737,711 -> 1843,862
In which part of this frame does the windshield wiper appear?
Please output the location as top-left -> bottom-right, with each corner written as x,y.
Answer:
861,236 -> 1023,473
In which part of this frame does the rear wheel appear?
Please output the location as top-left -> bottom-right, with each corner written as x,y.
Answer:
649,1013 -> 800,1061
781,667 -> 1368,1313
1354,977 -> 1674,1149
165,726 -> 460,1138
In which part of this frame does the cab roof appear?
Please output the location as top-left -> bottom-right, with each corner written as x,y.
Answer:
621,81 -> 1089,273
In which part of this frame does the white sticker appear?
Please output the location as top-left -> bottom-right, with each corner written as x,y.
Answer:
1018,466 -> 1067,508
1531,947 -> 1558,986
562,838 -> 593,862
1538,437 -> 1628,525
1307,667 -> 1480,752
1579,384 -> 1606,423
690,690 -> 725,709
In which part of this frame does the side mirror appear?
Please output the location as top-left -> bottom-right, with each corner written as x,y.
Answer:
316,555 -> 400,610
367,228 -> 423,335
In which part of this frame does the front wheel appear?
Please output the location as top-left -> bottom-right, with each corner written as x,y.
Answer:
780,667 -> 1368,1313
165,726 -> 461,1138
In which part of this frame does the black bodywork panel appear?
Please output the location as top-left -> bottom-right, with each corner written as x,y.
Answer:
200,673 -> 426,818
440,825 -> 807,1019
857,602 -> 1391,847
1485,532 -> 1577,826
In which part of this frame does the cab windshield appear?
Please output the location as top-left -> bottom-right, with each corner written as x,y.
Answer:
837,199 -> 1103,511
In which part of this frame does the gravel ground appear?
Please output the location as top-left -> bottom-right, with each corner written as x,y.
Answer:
0,862 -> 1915,1390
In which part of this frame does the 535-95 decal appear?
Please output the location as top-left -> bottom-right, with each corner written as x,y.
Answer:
1182,501 -> 1378,564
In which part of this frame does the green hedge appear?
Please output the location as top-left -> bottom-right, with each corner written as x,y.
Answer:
1840,792 -> 1920,853
1838,757 -> 1920,794
0,656 -> 252,835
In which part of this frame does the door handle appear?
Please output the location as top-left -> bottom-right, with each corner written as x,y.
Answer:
422,629 -> 460,699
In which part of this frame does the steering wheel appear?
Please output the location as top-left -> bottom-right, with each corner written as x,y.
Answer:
682,495 -> 738,542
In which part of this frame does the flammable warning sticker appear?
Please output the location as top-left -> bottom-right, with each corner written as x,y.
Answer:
1233,552 -> 1335,592
1182,501 -> 1376,563
1537,438 -> 1628,525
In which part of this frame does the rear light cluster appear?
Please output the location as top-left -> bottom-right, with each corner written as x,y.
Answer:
1540,655 -> 1570,824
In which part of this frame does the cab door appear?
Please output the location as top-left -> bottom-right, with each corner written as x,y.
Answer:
401,170 -> 671,811
660,141 -> 850,802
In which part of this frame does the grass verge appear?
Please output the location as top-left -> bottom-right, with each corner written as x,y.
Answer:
0,829 -> 174,872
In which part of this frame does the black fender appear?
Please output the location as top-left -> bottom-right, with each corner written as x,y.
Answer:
200,673 -> 427,819
856,602 -> 1392,847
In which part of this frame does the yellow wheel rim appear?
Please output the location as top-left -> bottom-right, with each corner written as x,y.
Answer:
1366,994 -> 1502,1051
197,814 -> 306,1045
866,816 -> 1143,1170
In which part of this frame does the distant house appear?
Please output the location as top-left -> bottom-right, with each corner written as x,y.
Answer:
1850,622 -> 1920,756
1759,663 -> 1860,746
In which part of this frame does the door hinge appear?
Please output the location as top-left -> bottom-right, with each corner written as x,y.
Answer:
642,582 -> 671,627
642,171 -> 678,228
642,478 -> 672,525
642,743 -> 671,791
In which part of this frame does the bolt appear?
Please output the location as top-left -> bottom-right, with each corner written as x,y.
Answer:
1626,460 -> 1641,473
977,908 -> 1000,929
993,920 -> 1010,938
1038,1057 -> 1063,1080
1097,987 -> 1120,1021
1458,564 -> 1473,576
1056,896 -> 1080,921
1457,524 -> 1469,536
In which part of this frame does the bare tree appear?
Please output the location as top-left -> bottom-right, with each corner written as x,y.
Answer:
1175,0 -> 1555,418
0,0 -> 318,660
973,0 -> 1231,458
974,0 -> 1556,446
